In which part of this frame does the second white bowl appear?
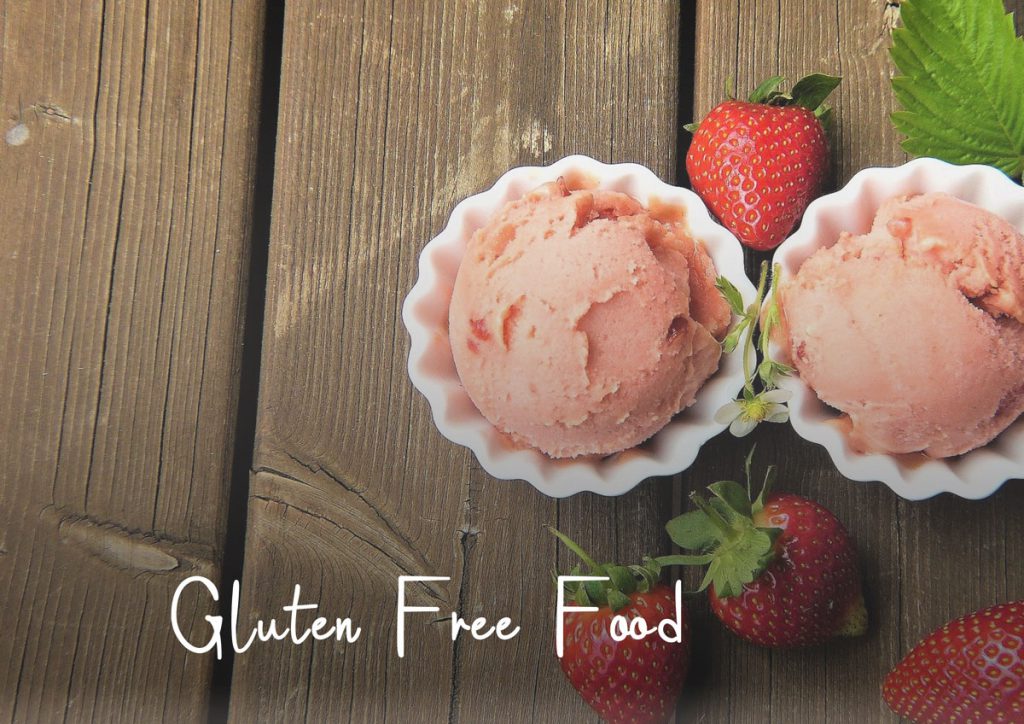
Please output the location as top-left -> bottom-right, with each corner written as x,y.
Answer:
771,157 -> 1024,500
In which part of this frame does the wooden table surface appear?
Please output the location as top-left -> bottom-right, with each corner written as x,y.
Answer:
2,1 -> 1023,722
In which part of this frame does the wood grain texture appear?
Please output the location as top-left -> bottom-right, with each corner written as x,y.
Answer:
230,1 -> 679,721
0,0 -> 264,720
688,1 -> 1024,721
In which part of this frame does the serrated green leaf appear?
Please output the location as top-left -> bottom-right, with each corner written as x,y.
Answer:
890,0 -> 1024,179
715,276 -> 746,315
665,509 -> 719,550
708,480 -> 753,518
789,73 -> 842,112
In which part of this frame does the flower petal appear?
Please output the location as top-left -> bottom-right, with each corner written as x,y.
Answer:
715,401 -> 743,425
766,406 -> 790,423
730,416 -> 758,437
761,388 -> 792,404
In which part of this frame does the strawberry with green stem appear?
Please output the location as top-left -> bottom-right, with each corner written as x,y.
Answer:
551,528 -> 698,724
666,450 -> 867,647
686,73 -> 840,250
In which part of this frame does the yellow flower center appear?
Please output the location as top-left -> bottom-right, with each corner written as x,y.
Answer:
740,397 -> 772,422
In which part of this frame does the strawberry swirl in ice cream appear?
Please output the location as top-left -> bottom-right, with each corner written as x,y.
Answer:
778,192 -> 1024,458
448,180 -> 732,459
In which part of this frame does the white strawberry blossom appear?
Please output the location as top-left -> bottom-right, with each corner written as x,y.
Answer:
715,389 -> 792,437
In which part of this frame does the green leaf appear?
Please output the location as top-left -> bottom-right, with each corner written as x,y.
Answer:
754,465 -> 778,512
606,589 -> 632,612
690,492 -> 734,537
665,509 -> 720,550
715,276 -> 746,315
708,480 -> 753,518
574,585 -> 591,607
722,324 -> 744,354
748,75 -> 786,103
708,528 -> 776,599
743,445 -> 757,498
890,0 -> 1024,179
683,121 -> 700,134
605,565 -> 636,595
816,105 -> 835,134
761,298 -> 780,341
789,73 -> 842,112
584,579 -> 607,606
641,555 -> 661,579
630,561 -> 658,592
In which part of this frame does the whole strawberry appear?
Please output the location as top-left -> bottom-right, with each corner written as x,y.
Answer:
551,528 -> 690,724
883,601 -> 1024,723
666,450 -> 866,646
685,74 -> 840,250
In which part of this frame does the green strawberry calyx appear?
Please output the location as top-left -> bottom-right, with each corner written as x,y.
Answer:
684,73 -> 842,134
661,448 -> 783,599
550,528 -> 708,612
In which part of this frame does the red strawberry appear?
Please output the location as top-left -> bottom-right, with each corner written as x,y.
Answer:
665,450 -> 866,646
883,601 -> 1024,723
551,528 -> 690,724
685,74 -> 840,251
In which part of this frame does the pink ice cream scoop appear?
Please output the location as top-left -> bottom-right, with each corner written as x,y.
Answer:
779,192 -> 1024,458
448,180 -> 731,458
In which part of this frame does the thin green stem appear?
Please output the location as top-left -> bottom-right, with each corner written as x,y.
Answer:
743,261 -> 769,394
548,527 -> 600,571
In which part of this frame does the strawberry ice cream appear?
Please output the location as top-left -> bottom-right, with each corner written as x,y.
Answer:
448,180 -> 731,458
778,193 -> 1024,457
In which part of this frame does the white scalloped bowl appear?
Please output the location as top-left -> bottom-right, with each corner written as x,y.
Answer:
402,155 -> 756,498
771,158 -> 1024,500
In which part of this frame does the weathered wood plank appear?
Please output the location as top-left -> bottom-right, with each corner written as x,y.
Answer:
689,1 -> 1024,722
229,0 -> 472,718
230,1 -> 680,720
0,0 -> 264,720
